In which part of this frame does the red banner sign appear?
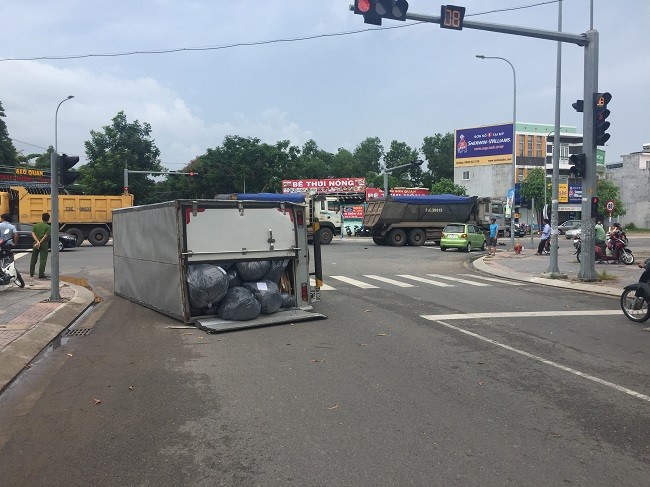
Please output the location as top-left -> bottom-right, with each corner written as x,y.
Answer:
282,178 -> 365,194
343,205 -> 364,219
365,187 -> 430,200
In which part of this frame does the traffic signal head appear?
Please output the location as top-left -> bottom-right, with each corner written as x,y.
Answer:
571,99 -> 584,113
59,154 -> 80,186
352,0 -> 408,24
593,92 -> 611,146
569,153 -> 587,179
591,196 -> 599,216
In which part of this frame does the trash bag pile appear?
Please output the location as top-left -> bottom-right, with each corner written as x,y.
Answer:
186,259 -> 293,321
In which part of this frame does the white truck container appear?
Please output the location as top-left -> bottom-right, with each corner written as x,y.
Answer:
112,194 -> 325,332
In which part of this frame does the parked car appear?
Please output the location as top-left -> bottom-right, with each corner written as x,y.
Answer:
440,223 -> 487,252
558,219 -> 581,234
565,226 -> 582,239
12,223 -> 77,252
513,223 -> 526,238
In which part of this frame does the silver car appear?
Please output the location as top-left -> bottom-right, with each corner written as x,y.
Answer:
565,226 -> 581,239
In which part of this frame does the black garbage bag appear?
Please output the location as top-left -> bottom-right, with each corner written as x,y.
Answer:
226,266 -> 241,288
280,292 -> 294,309
217,287 -> 262,321
242,280 -> 282,314
186,264 -> 229,312
263,259 -> 290,284
235,260 -> 271,281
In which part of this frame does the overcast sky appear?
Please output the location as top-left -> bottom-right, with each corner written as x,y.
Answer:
1,0 -> 648,172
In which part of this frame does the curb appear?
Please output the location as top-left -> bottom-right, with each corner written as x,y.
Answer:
472,253 -> 622,297
0,283 -> 96,394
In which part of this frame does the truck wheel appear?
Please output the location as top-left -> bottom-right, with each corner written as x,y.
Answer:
67,228 -> 84,246
408,229 -> 426,246
372,236 -> 388,246
319,227 -> 334,245
88,227 -> 110,246
388,229 -> 407,247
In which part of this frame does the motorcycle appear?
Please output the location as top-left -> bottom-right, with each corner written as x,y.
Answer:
354,225 -> 372,237
0,229 -> 25,289
345,226 -> 352,237
573,233 -> 634,265
620,258 -> 650,323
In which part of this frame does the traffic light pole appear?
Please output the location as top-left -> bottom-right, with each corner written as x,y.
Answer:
395,10 -> 598,280
577,30 -> 599,281
383,160 -> 420,199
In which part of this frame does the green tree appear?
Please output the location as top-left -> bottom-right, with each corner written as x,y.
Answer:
0,100 -> 18,166
421,132 -> 454,183
430,178 -> 467,196
596,179 -> 626,218
80,112 -> 163,203
384,140 -> 420,186
353,137 -> 383,175
519,167 -> 546,215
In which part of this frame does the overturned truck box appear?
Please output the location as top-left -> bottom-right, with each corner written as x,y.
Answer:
113,194 -> 326,333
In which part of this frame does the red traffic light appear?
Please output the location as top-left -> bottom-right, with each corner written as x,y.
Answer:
355,0 -> 371,14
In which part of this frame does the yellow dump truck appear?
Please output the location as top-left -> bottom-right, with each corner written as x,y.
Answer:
0,186 -> 133,246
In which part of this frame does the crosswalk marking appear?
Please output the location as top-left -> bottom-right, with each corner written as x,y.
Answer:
426,274 -> 491,287
363,275 -> 414,287
421,310 -> 623,321
458,274 -> 524,285
310,278 -> 336,291
329,276 -> 379,289
397,275 -> 454,287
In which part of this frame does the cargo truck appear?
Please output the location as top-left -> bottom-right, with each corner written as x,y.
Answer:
363,194 -> 506,246
0,186 -> 133,246
112,193 -> 326,333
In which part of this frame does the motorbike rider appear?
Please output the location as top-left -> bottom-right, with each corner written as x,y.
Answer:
536,219 -> 551,255
594,221 -> 606,247
0,213 -> 18,279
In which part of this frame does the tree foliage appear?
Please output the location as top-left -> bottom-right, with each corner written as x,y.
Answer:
596,179 -> 625,218
519,167 -> 546,213
430,178 -> 467,196
80,112 -> 163,204
0,100 -> 18,166
421,133 -> 454,183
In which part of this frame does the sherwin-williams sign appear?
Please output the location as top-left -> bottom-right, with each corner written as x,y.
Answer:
454,123 -> 514,167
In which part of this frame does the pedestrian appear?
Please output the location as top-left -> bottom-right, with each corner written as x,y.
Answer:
594,221 -> 606,246
488,217 -> 499,256
0,213 -> 18,247
30,212 -> 51,279
536,218 -> 551,255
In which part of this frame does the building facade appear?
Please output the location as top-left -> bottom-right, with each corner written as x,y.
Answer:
454,122 -> 607,226
606,144 -> 650,228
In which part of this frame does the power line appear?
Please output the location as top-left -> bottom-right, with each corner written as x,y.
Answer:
0,0 -> 561,63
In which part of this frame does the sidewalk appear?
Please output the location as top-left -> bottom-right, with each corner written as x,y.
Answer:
0,274 -> 95,394
473,240 -> 647,296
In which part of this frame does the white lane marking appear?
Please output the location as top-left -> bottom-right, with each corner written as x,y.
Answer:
458,274 -> 524,285
421,310 -> 623,321
363,275 -> 414,287
426,274 -> 491,286
309,278 -> 336,291
329,276 -> 379,289
397,275 -> 454,287
429,318 -> 650,403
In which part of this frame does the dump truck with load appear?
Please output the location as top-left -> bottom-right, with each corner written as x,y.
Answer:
364,194 -> 497,246
0,186 -> 133,246
112,193 -> 326,333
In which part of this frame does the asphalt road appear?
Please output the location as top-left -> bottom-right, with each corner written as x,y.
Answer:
0,240 -> 648,486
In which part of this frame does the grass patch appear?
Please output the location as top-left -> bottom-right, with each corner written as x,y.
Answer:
597,269 -> 618,281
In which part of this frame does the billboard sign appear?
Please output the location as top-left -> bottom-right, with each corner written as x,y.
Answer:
365,187 -> 429,200
343,205 -> 364,219
454,123 -> 514,167
568,183 -> 582,203
282,178 -> 365,194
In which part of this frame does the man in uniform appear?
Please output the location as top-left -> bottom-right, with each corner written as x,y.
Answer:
30,213 -> 51,279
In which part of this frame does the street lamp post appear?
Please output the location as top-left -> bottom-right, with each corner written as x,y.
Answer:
476,55 -> 517,250
50,95 -> 74,301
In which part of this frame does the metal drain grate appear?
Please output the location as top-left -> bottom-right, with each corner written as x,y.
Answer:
65,328 -> 93,337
